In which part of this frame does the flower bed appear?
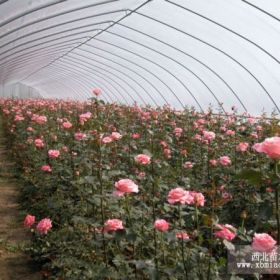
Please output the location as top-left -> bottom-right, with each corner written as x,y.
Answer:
1,97 -> 279,279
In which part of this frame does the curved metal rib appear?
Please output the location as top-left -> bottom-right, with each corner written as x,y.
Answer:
131,10 -> 280,113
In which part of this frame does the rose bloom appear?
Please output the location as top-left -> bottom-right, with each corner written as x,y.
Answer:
190,191 -> 205,206
62,121 -> 72,129
111,132 -> 122,140
219,156 -> 231,166
209,159 -> 218,166
254,137 -> 280,159
104,219 -> 123,232
226,130 -> 235,136
154,219 -> 169,232
132,133 -> 140,139
174,127 -> 183,136
34,138 -> 44,148
176,232 -> 190,240
203,131 -> 215,141
35,115 -> 47,124
252,233 -> 276,252
236,142 -> 249,152
164,148 -> 171,158
214,224 -> 236,241
92,88 -> 102,97
135,154 -> 151,165
41,165 -> 52,172
36,218 -> 52,234
183,161 -> 193,169
48,149 -> 60,158
167,188 -> 194,205
75,132 -> 87,141
114,179 -> 139,196
102,136 -> 113,144
24,214 -> 35,228
27,127 -> 33,132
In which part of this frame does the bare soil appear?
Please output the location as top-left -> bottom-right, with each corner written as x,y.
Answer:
0,131 -> 41,279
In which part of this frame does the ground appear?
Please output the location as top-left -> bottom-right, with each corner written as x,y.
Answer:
0,123 -> 41,280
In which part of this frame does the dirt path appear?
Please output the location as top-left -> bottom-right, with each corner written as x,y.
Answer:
0,122 -> 41,279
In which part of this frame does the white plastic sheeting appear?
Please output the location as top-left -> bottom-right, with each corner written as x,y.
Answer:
0,0 -> 280,114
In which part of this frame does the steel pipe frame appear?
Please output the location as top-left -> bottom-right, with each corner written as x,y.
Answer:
2,40 -> 85,71
0,9 -> 126,52
102,30 -> 225,112
28,54 -> 136,105
30,62 -> 125,104
163,1 -> 280,112
87,30 -> 224,112
116,22 -> 247,112
131,10 -> 280,113
85,35 -> 200,110
0,0 -> 67,28
33,75 -> 84,100
1,45 -> 81,81
241,0 -> 280,22
1,49 -> 79,84
166,0 -> 280,65
67,51 -> 150,106
32,70 -> 112,103
0,0 -> 119,40
19,1 -> 153,88
0,37 -> 92,68
0,20 -> 114,59
81,43 -> 170,105
1,52 -> 77,85
77,47 -> 160,106
56,58 -> 131,105
32,54 -> 141,105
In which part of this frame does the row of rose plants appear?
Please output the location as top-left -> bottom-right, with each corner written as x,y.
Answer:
1,93 -> 280,279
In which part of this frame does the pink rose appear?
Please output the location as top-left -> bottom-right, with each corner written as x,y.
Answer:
254,137 -> 280,159
154,219 -> 169,232
34,115 -> 47,124
183,161 -> 193,169
226,130 -> 235,136
36,218 -> 52,234
209,159 -> 218,166
75,132 -> 87,141
62,121 -> 72,129
164,148 -> 171,158
132,133 -> 140,139
114,179 -> 139,196
167,188 -> 194,205
174,127 -> 183,137
190,191 -> 205,206
104,219 -> 123,232
24,214 -> 35,228
214,224 -> 236,241
252,233 -> 276,252
34,139 -> 44,148
48,149 -> 60,158
219,156 -> 231,166
111,132 -> 122,140
92,88 -> 102,97
41,165 -> 52,172
236,142 -> 249,152
176,232 -> 190,240
102,136 -> 113,144
203,131 -> 215,141
134,154 -> 151,165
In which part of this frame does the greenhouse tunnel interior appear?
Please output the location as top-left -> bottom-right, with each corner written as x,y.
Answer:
1,0 -> 280,115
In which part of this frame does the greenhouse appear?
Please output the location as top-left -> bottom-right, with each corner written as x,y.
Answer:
0,0 -> 280,279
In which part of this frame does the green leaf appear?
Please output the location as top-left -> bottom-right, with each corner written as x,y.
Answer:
235,169 -> 262,186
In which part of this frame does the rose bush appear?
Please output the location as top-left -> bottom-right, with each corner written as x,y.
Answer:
1,97 -> 280,279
